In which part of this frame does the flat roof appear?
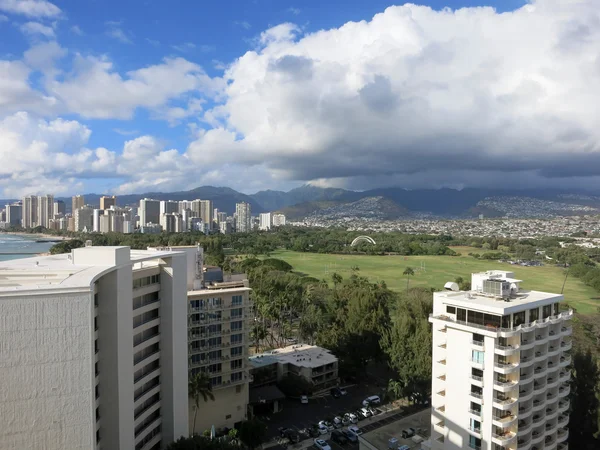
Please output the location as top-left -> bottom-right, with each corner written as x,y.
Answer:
188,286 -> 251,297
0,247 -> 181,293
435,289 -> 563,314
248,354 -> 279,368
253,344 -> 338,368
360,408 -> 430,450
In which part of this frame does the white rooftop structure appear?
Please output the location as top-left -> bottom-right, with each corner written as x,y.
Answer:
262,344 -> 338,369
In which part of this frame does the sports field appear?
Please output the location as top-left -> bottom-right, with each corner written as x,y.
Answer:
267,246 -> 600,315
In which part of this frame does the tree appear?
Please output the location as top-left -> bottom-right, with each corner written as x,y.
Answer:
238,419 -> 267,450
403,267 -> 415,293
569,350 -> 600,448
189,372 -> 215,436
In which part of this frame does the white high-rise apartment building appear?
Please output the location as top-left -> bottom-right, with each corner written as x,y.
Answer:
160,200 -> 179,216
0,246 -> 189,450
235,202 -> 251,233
259,212 -> 272,230
429,271 -> 572,450
272,213 -> 286,227
199,200 -> 213,228
72,194 -> 85,213
75,206 -> 94,232
5,203 -> 22,226
140,199 -> 161,226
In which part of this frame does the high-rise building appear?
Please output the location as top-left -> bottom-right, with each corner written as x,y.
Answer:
217,212 -> 227,225
93,209 -> 103,232
0,246 -> 189,450
139,199 -> 161,226
53,200 -> 66,216
160,200 -> 179,216
100,195 -> 117,210
235,202 -> 251,233
272,213 -> 286,227
429,270 -> 572,450
37,194 -> 54,228
163,246 -> 251,432
74,206 -> 94,232
213,208 -> 219,223
199,200 -> 213,227
22,195 -> 38,228
5,203 -> 22,226
160,213 -> 183,233
259,212 -> 272,231
72,195 -> 85,213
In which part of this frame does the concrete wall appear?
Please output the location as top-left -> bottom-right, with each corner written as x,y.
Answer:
159,253 -> 190,444
189,384 -> 248,434
0,291 -> 95,450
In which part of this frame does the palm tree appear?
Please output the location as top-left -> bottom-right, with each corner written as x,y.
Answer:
189,371 -> 215,436
403,267 -> 415,293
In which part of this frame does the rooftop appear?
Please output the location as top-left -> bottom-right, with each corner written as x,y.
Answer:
435,289 -> 563,314
252,344 -> 338,369
359,408 -> 430,450
0,246 -> 182,293
248,353 -> 280,369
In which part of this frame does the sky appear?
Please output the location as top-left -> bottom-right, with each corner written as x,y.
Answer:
0,0 -> 599,198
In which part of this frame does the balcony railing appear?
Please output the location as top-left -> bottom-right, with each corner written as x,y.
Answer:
470,391 -> 483,400
469,408 -> 482,417
468,426 -> 482,435
472,340 -> 484,347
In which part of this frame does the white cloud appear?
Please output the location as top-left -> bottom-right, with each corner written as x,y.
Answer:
0,13 -> 8,21
185,0 -> 600,189
20,21 -> 55,37
106,27 -> 132,44
47,56 -> 225,119
70,25 -> 83,35
288,7 -> 301,15
234,20 -> 251,30
172,42 -> 195,52
23,40 -> 66,72
0,59 -> 57,115
145,38 -> 160,46
0,0 -> 60,18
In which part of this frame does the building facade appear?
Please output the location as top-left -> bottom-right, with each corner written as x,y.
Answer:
272,214 -> 286,227
75,206 -> 94,232
259,213 -> 271,231
429,271 -> 572,450
235,202 -> 251,233
54,200 -> 66,216
72,195 -> 85,213
100,196 -> 117,210
140,199 -> 161,226
5,203 -> 22,226
0,246 -> 189,450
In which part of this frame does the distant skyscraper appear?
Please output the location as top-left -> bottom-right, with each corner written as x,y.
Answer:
74,206 -> 93,232
22,195 -> 37,228
6,203 -> 22,226
72,195 -> 85,213
139,198 -> 161,225
99,195 -> 116,210
199,200 -> 213,227
53,200 -> 66,216
259,212 -> 272,230
235,202 -> 251,232
37,194 -> 54,228
217,212 -> 227,224
160,200 -> 179,216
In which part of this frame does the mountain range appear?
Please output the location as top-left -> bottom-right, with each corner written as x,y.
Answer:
3,186 -> 600,219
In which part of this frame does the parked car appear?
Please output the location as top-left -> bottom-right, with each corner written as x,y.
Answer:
347,425 -> 363,436
314,439 -> 332,450
342,414 -> 353,426
368,407 -> 379,416
401,428 -> 416,439
319,420 -> 334,432
279,428 -> 300,443
333,416 -> 343,428
298,428 -> 312,440
331,430 -> 348,445
362,395 -> 381,407
316,423 -> 329,435
342,429 -> 358,443
301,395 -> 309,404
347,412 -> 358,423
308,425 -> 322,438
360,407 -> 372,418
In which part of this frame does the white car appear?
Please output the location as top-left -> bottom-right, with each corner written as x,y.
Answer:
347,412 -> 358,423
347,425 -> 363,436
317,423 -> 329,435
333,416 -> 343,427
314,439 -> 332,450
360,407 -> 372,418
301,395 -> 309,404
319,420 -> 334,431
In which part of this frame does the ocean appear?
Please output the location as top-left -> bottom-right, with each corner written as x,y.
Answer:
0,234 -> 57,262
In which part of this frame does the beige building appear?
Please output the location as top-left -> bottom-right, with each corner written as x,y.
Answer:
100,195 -> 117,210
72,195 -> 85,213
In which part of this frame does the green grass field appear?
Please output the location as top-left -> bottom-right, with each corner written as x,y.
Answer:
266,247 -> 600,315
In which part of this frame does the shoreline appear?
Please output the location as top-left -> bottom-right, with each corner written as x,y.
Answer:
1,231 -> 68,241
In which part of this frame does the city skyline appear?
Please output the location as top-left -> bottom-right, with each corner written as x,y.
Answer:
2,0 -> 599,198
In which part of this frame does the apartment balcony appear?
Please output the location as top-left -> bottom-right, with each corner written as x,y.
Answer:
491,431 -> 516,445
495,343 -> 520,356
493,412 -> 517,427
517,435 -> 532,449
547,375 -> 560,388
533,366 -> 547,378
545,407 -> 559,421
533,382 -> 547,396
434,420 -> 445,430
559,355 -> 571,367
438,342 -> 447,349
470,391 -> 484,403
435,435 -> 445,444
519,387 -> 534,402
520,339 -> 535,351
471,374 -> 484,387
557,400 -> 569,414
531,428 -> 545,445
558,384 -> 570,398
532,398 -> 545,412
468,426 -> 482,437
560,340 -> 572,351
547,345 -> 561,357
468,408 -> 482,418
534,334 -> 548,344
557,443 -> 568,450
437,390 -> 446,397
559,370 -> 570,383
494,361 -> 520,374
518,420 -> 533,435
437,374 -> 446,381
534,350 -> 548,362
561,310 -> 573,321
520,355 -> 535,368
436,405 -> 445,413
546,391 -> 559,404
493,396 -> 518,410
557,414 -> 569,428
471,358 -> 485,370
519,404 -> 533,419
520,371 -> 534,382
556,428 -> 569,444
494,379 -> 519,392
531,413 -> 545,426
547,361 -> 559,374
560,325 -> 572,336
545,433 -> 557,448
471,339 -> 485,349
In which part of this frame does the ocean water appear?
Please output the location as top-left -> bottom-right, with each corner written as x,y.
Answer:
0,234 -> 56,261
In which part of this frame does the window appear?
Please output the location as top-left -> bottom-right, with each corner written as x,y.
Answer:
208,337 -> 221,347
208,350 -> 222,360
231,359 -> 243,370
94,293 -> 99,307
191,354 -> 203,364
231,346 -> 243,357
513,311 -> 526,327
232,295 -> 243,306
231,372 -> 243,382
226,414 -> 232,420
553,303 -> 560,315
529,308 -> 539,322
472,350 -> 484,364
502,315 -> 511,328
208,324 -> 222,333
133,291 -> 160,309
210,376 -> 222,387
231,333 -> 243,344
231,308 -> 243,319
446,305 -> 456,314
472,368 -> 483,379
472,333 -> 484,343
208,363 -> 222,373
470,401 -> 481,413
132,274 -> 160,289
231,320 -> 243,331
542,304 -> 552,319
469,436 -> 481,449
94,317 -> 98,331
470,418 -> 480,432
457,308 -> 466,322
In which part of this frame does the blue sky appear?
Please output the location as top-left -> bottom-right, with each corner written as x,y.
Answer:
1,0 -> 598,197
